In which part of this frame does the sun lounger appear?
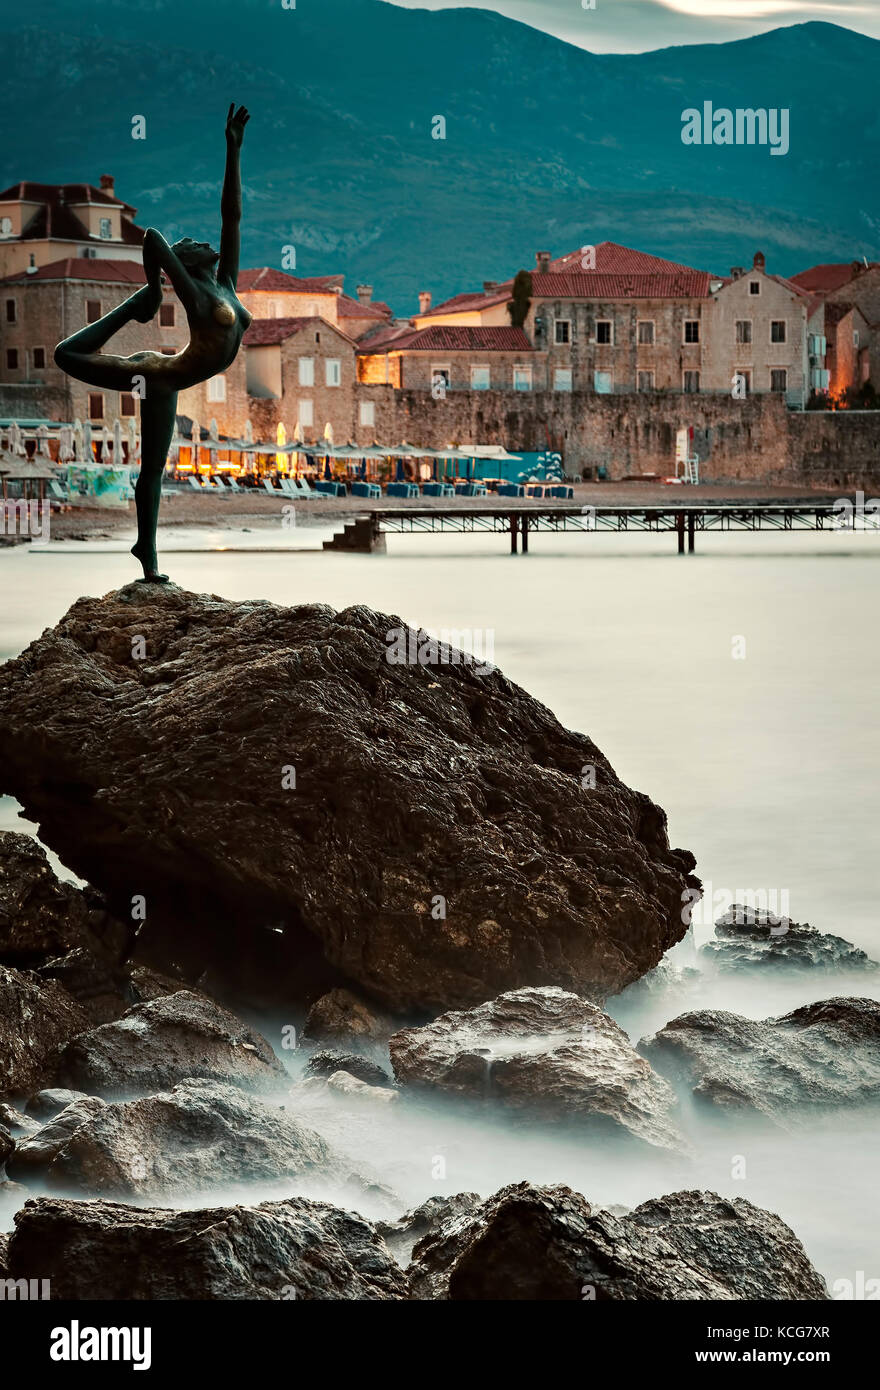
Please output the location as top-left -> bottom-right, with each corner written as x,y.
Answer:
351,481 -> 381,499
263,479 -> 281,494
498,483 -> 525,497
422,482 -> 455,498
386,482 -> 419,498
187,476 -> 205,492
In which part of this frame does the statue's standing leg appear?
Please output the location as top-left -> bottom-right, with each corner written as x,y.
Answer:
132,389 -> 177,582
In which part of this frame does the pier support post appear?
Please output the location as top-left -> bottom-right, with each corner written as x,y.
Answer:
687,513 -> 695,553
521,514 -> 529,554
676,512 -> 685,554
510,514 -> 518,554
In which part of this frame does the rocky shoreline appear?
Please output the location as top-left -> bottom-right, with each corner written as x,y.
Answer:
1,586 -> 877,1300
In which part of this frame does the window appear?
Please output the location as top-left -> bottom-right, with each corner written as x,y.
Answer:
684,320 -> 700,344
553,368 -> 572,392
6,348 -> 18,369
0,217 -> 12,236
854,330 -> 860,348
298,358 -> 315,387
770,369 -> 787,392
595,321 -> 612,345
555,319 -> 571,345
207,375 -> 226,402
637,321 -> 654,345
299,400 -> 314,427
99,217 -> 112,239
120,393 -> 137,416
325,358 -> 341,387
470,365 -> 490,390
735,320 -> 752,345
359,401 -> 375,428
771,321 -> 786,344
159,303 -> 175,328
431,367 -> 451,394
88,392 -> 104,419
683,371 -> 700,393
513,365 -> 532,391
4,298 -> 16,323
593,370 -> 612,394
86,300 -> 101,324
637,371 -> 654,392
32,347 -> 46,369
749,281 -> 760,295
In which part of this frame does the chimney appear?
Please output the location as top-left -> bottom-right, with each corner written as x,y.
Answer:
730,267 -> 745,279
752,251 -> 766,271
536,251 -> 551,274
356,284 -> 373,305
418,291 -> 432,315
99,175 -> 115,196
483,281 -> 498,293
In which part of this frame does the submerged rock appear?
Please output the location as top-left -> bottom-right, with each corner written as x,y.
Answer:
377,1193 -> 482,1266
389,986 -> 685,1152
325,1071 -> 399,1106
25,1089 -> 92,1121
703,906 -> 878,973
0,966 -> 90,1096
407,1182 -> 827,1300
55,990 -> 285,1097
8,1080 -> 344,1197
639,996 -> 880,1122
0,586 -> 699,1012
7,1195 -> 408,1299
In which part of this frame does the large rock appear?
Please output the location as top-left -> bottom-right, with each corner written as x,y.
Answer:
303,988 -> 396,1048
407,1182 -> 828,1300
703,906 -> 879,973
639,997 -> 880,1122
304,1050 -> 392,1087
7,1195 -> 408,1299
0,831 -> 129,969
7,1080 -> 347,1198
390,986 -> 685,1152
0,966 -> 90,1096
54,990 -> 285,1097
0,586 -> 699,1011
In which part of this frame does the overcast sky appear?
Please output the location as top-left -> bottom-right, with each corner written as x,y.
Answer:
387,0 -> 878,53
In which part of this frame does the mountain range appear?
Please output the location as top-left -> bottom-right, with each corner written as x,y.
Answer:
1,0 -> 878,312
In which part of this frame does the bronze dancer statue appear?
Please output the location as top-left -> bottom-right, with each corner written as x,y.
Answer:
55,104 -> 252,581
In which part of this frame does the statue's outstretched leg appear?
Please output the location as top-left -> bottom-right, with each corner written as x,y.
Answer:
132,390 -> 177,583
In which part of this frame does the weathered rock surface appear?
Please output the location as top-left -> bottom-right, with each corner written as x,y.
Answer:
407,1182 -> 828,1300
305,1050 -> 392,1087
377,1193 -> 482,1265
0,832 -> 97,966
25,1089 -> 91,1121
703,906 -> 879,973
0,1103 -> 39,1138
390,986 -> 685,1152
0,585 -> 699,1011
8,1080 -> 344,1197
55,990 -> 285,1097
303,988 -> 395,1047
639,997 -> 880,1122
0,966 -> 90,1096
8,1195 -> 409,1299
0,1123 -> 13,1166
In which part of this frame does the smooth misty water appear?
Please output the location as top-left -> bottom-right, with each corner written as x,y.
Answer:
1,524 -> 879,1293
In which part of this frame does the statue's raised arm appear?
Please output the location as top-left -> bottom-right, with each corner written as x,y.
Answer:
218,104 -> 249,289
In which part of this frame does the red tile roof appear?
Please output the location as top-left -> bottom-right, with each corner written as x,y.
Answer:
237,267 -> 344,294
242,315 -> 357,348
355,323 -> 416,353
419,288 -> 511,318
0,180 -> 134,212
531,270 -> 712,298
547,241 -> 712,277
336,295 -> 391,320
0,182 -> 141,245
790,263 -> 878,294
0,257 -> 147,284
359,325 -> 533,353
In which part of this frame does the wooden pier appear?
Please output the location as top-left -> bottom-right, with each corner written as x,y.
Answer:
324,502 -> 846,554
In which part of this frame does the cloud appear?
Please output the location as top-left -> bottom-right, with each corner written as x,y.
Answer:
385,0 -> 878,52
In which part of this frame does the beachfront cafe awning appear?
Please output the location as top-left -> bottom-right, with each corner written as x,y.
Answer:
0,453 -> 58,500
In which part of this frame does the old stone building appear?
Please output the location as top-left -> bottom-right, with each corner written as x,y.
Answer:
702,253 -> 823,406
0,257 -> 187,424
240,315 -> 362,443
0,178 -> 144,277
791,260 -> 880,394
358,325 -> 541,393
238,267 -> 392,340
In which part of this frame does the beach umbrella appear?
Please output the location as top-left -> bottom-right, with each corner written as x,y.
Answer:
73,419 -> 85,463
8,421 -> 25,457
36,424 -> 51,459
83,421 -> 95,463
126,417 -> 139,467
58,425 -> 74,464
323,422 -> 334,445
276,421 -> 287,474
111,417 -> 124,466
